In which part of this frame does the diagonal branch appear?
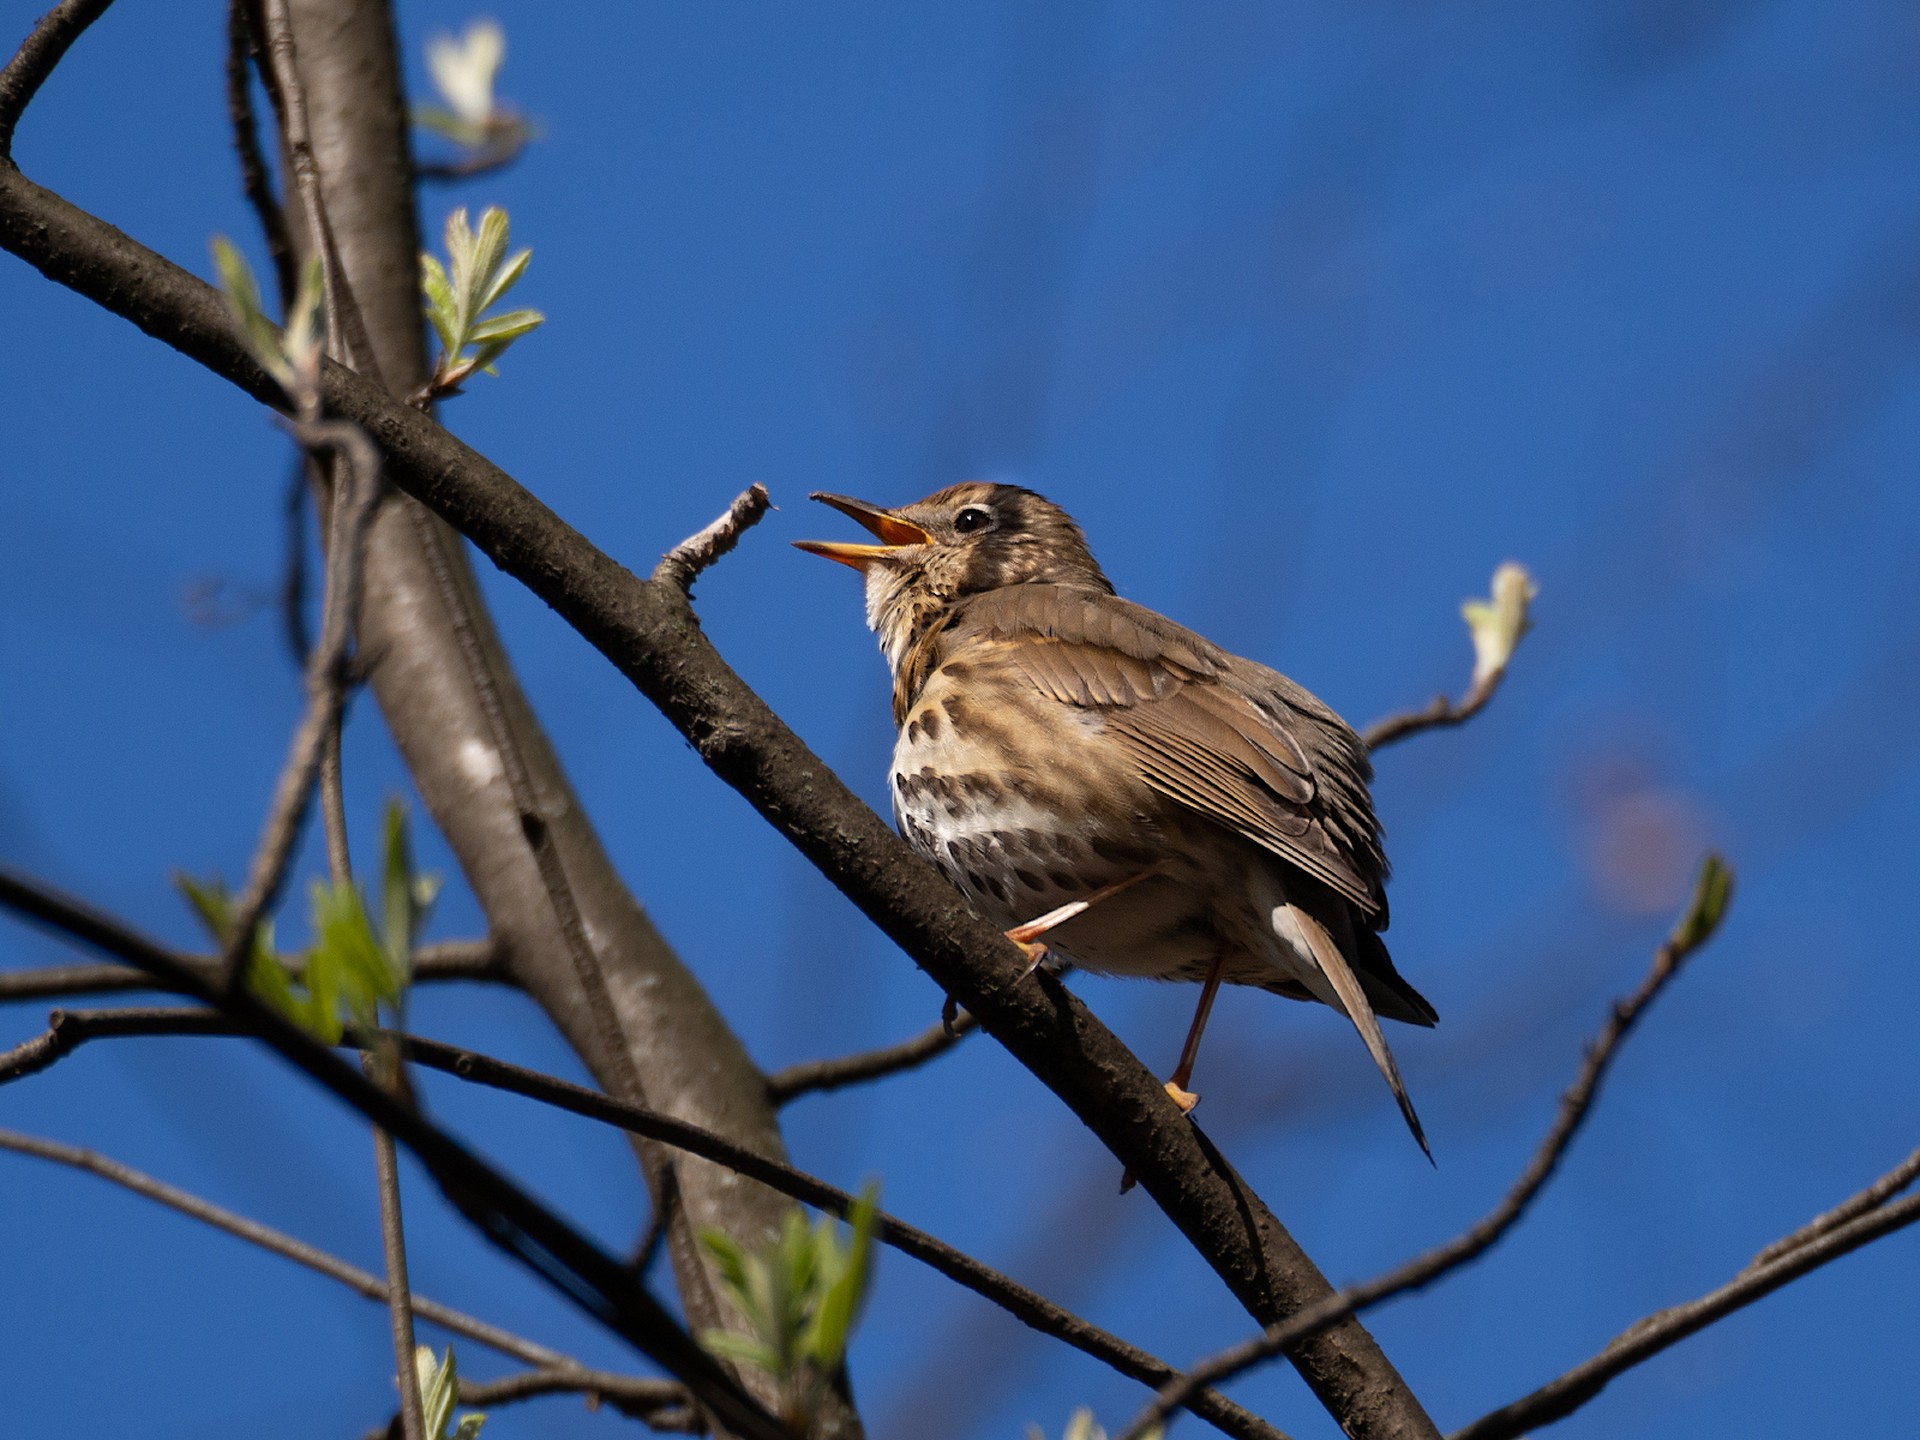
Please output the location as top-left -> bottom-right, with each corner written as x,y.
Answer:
765,1012 -> 976,1106
1450,1146 -> 1920,1440
0,158 -> 1437,1440
1115,856 -> 1735,1440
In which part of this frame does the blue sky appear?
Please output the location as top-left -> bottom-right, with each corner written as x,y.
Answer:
2,2 -> 1917,1437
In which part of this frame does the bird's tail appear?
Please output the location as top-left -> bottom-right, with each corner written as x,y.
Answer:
1283,902 -> 1432,1163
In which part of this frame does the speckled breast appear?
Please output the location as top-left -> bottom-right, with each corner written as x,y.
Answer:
887,657 -> 1221,978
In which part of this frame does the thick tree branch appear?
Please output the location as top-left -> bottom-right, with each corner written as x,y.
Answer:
0,868 -> 786,1440
0,159 -> 1436,1440
1117,856 -> 1735,1439
765,1012 -> 976,1106
1451,1148 -> 1920,1440
241,5 -> 822,1426
0,1124 -> 575,1370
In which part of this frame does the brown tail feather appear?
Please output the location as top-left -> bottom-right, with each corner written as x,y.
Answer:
1285,903 -> 1433,1163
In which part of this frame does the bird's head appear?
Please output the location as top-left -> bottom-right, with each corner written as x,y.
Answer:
796,483 -> 1112,666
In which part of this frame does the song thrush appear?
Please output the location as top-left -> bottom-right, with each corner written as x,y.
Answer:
796,483 -> 1436,1156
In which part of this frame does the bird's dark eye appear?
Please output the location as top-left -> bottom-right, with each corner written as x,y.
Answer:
953,506 -> 994,534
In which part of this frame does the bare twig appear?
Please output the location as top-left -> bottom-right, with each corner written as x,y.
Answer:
281,460 -> 315,667
0,998 -> 1275,1440
0,0 -> 115,156
217,419 -> 382,990
370,1114 -> 426,1440
627,1167 -> 679,1281
0,939 -> 506,1005
1451,1153 -> 1920,1440
457,1367 -> 688,1417
0,1005 -> 227,1083
765,1011 -> 977,1105
1748,1144 -> 1920,1270
254,0 -> 378,380
416,128 -> 531,183
1361,671 -> 1504,752
0,869 -> 789,1440
0,1124 -> 571,1369
1116,856 -> 1736,1440
653,484 -> 773,593
223,0 -> 294,305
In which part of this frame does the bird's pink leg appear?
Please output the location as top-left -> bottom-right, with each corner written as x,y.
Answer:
1004,870 -> 1158,975
1119,946 -> 1232,1192
1164,949 -> 1230,1114
945,871 -> 1159,1037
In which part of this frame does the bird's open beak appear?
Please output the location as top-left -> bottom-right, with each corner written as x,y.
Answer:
792,493 -> 934,570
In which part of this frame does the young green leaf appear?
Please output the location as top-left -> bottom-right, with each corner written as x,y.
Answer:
806,1183 -> 877,1372
414,1345 -> 486,1440
210,239 -> 324,402
418,206 -> 544,398
697,1189 -> 881,1427
1668,852 -> 1734,954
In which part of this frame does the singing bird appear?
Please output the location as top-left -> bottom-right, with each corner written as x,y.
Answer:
796,483 -> 1436,1156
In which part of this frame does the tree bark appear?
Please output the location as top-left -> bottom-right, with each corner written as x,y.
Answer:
265,2 -> 839,1431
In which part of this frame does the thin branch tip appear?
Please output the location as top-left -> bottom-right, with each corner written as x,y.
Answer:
0,0 -> 117,156
654,483 -> 774,589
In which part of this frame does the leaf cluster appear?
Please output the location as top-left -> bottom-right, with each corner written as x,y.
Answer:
420,206 -> 543,397
178,801 -> 437,1044
697,1187 -> 878,1430
211,238 -> 324,406
415,1345 -> 487,1440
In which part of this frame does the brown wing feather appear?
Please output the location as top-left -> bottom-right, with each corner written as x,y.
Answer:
950,586 -> 1387,918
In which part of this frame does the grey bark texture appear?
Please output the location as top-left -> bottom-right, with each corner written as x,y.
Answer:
267,2 -> 838,1431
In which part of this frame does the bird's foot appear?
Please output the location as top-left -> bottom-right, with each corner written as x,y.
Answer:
940,993 -> 963,1038
1163,1080 -> 1201,1114
1007,936 -> 1050,978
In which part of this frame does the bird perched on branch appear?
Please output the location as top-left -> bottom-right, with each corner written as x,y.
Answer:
796,483 -> 1435,1158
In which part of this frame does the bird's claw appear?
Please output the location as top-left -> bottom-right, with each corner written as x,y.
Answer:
1012,938 -> 1049,978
